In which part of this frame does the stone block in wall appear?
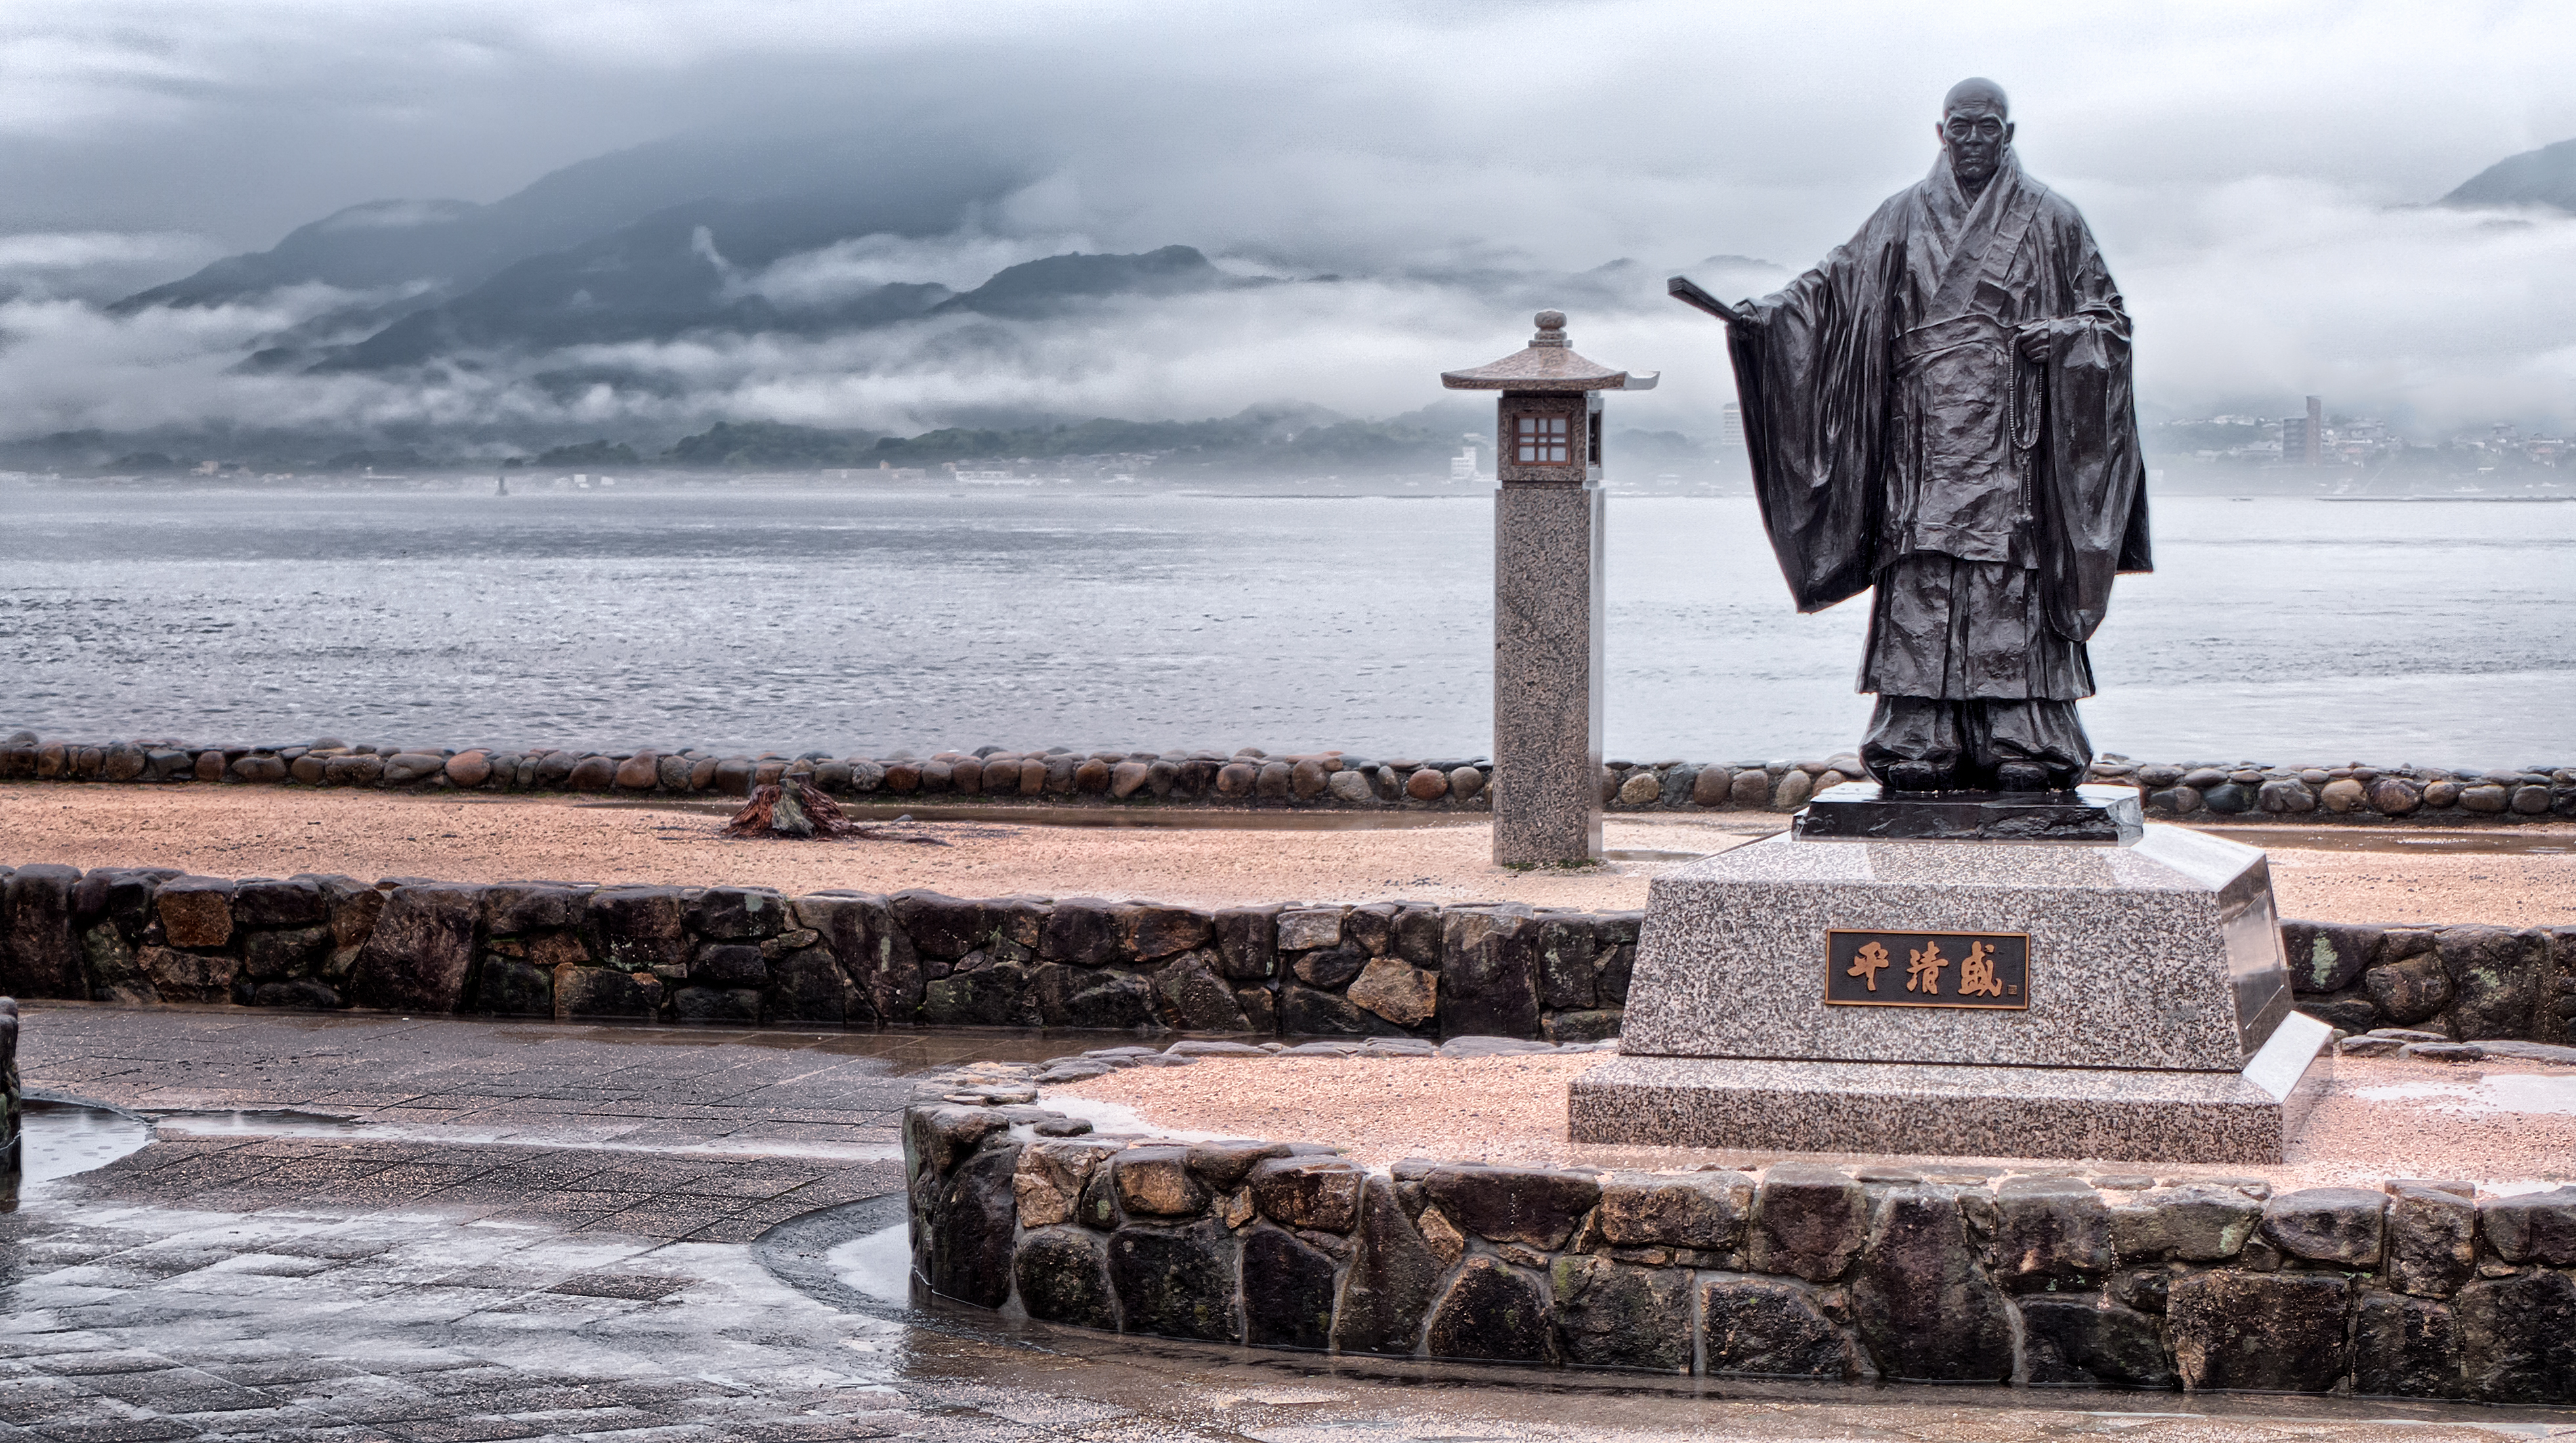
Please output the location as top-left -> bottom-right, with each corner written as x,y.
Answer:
1016,1226 -> 1119,1330
1248,1156 -> 1365,1234
2353,1290 -> 2462,1398
2384,1184 -> 2476,1297
1016,1138 -> 1120,1228
156,876 -> 236,950
1422,1163 -> 1597,1250
1535,916 -> 1596,1011
140,945 -> 236,1003
761,945 -> 847,1025
1425,1255 -> 1549,1361
1393,905 -> 1443,966
2457,1270 -> 2576,1404
1699,1274 -> 1864,1379
2439,927 -> 2547,1040
1151,953 -> 1248,1031
74,868 -> 175,1004
2017,1296 -> 2174,1389
1288,944 -> 1366,990
1121,905 -> 1211,961
1851,1185 -> 2015,1383
1993,1176 -> 2112,1288
1747,1163 -> 1866,1281
1595,1169 -> 1752,1252
553,964 -> 662,1021
2367,953 -> 2450,1027
1210,906 -> 1278,982
690,944 -> 768,987
1345,959 -> 1435,1027
477,958 -> 553,1017
923,962 -> 1033,1027
1110,1218 -> 1240,1343
1275,909 -> 1343,953
587,886 -> 688,973
1550,1255 -> 1691,1371
1280,983 -> 1401,1037
928,1140 -> 1023,1308
1025,962 -> 1139,1029
2111,1183 -> 2262,1263
232,877 -> 327,929
795,894 -> 916,1025
2478,1185 -> 2576,1265
1331,1173 -> 1446,1355
241,926 -> 331,983
1541,1008 -> 1622,1044
1344,903 -> 1397,957
892,890 -> 987,960
483,884 -> 585,936
3,863 -> 85,999
1042,898 -> 1122,968
690,886 -> 784,941
673,985 -> 760,1023
1437,905 -> 1542,1040
2168,1271 -> 2349,1392
2282,922 -> 2379,995
347,884 -> 482,1013
2261,1187 -> 2385,1266
1242,1226 -> 1340,1350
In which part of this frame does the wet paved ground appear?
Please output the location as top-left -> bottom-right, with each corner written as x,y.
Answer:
11,1006 -> 2576,1442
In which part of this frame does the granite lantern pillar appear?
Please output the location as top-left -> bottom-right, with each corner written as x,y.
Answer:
1442,311 -> 1656,865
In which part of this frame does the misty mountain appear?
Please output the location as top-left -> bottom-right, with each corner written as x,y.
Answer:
2441,137 -> 2576,211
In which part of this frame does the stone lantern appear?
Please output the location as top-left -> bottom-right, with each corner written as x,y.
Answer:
1442,310 -> 1656,865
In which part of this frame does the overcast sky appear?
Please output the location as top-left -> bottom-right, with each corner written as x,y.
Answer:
3,0 -> 2575,439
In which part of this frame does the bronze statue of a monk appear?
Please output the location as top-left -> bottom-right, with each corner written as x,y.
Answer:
1716,77 -> 2150,794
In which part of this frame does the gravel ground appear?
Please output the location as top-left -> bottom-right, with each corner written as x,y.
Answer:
4,782 -> 2570,922
1047,1052 -> 2576,1191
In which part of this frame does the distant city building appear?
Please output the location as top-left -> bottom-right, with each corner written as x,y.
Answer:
2280,395 -> 2324,465
1721,402 -> 1744,449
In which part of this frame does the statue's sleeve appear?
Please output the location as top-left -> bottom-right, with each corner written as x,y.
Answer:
2031,210 -> 2152,643
1724,205 -> 1896,614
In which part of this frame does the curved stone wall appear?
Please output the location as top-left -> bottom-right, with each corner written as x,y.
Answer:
7,730 -> 2573,823
904,1058 -> 2576,1400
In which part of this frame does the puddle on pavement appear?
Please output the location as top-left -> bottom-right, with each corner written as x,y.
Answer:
148,1109 -> 369,1138
824,1223 -> 914,1306
10,1099 -> 154,1201
2357,1073 -> 2576,1117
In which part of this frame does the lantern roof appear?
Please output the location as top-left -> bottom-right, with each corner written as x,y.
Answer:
1441,311 -> 1658,392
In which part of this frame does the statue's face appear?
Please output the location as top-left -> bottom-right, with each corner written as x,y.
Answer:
1938,102 -> 2014,187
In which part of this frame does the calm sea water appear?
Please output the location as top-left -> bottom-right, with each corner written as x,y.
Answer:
2,483 -> 2570,766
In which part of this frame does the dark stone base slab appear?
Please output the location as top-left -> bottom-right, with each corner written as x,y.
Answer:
1793,782 -> 2144,846
1569,1013 -> 2333,1164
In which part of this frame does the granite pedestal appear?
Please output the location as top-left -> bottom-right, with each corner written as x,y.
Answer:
1571,822 -> 2333,1163
1490,479 -> 1603,865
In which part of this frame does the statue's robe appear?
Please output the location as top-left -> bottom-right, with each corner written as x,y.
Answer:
1725,150 -> 2150,781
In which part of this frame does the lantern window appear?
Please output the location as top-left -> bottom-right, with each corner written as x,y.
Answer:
1515,414 -> 1571,464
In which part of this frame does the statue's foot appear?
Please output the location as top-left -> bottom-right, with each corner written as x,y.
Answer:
1993,762 -> 2056,794
1880,762 -> 1949,794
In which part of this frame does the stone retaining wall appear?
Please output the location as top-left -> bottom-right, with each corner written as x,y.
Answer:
7,730 -> 2573,825
2,865 -> 2568,1046
0,863 -> 1635,1040
903,1060 -> 2576,1400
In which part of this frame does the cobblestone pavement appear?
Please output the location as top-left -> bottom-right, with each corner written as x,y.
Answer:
9,1006 -> 2574,1442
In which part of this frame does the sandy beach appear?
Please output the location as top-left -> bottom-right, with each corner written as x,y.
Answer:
3,781 -> 2570,923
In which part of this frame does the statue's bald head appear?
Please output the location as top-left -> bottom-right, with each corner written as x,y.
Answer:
1943,77 -> 2010,119
1936,77 -> 2014,194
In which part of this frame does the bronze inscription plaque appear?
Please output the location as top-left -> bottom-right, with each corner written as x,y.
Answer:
1825,930 -> 2029,1010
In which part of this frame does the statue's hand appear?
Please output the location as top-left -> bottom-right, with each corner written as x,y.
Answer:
2015,324 -> 2054,360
